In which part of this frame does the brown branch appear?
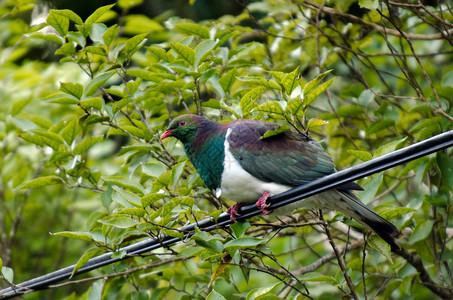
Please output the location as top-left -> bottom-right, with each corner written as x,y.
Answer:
297,0 -> 453,40
393,247 -> 453,299
319,211 -> 359,300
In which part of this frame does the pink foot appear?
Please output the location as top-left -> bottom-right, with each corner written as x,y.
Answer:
255,191 -> 271,215
227,203 -> 242,222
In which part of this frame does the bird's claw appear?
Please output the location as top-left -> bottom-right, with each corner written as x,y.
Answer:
227,203 -> 242,222
256,191 -> 271,215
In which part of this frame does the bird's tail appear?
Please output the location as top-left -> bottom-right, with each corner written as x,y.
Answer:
334,190 -> 403,250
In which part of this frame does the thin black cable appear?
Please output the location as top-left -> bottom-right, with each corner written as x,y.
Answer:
1,130 -> 453,299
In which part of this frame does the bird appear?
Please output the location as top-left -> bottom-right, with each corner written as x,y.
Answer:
160,114 -> 403,249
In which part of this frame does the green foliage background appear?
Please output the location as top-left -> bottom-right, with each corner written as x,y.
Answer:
1,0 -> 452,299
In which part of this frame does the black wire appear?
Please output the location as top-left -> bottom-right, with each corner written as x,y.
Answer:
1,130 -> 453,299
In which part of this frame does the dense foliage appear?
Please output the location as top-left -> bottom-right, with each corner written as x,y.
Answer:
1,0 -> 453,299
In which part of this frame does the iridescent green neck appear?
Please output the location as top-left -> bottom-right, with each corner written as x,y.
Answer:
183,130 -> 226,191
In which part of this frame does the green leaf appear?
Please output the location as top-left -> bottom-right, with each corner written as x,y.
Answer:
46,10 -> 70,36
219,68 -> 238,93
71,247 -> 104,278
409,220 -> 435,244
118,0 -> 144,9
42,93 -> 79,104
191,228 -> 224,252
171,161 -> 186,186
119,207 -> 146,217
86,45 -> 107,56
424,192 -> 450,208
224,237 -> 264,251
141,193 -> 167,207
357,173 -> 383,205
52,231 -> 94,242
379,207 -> 416,220
437,152 -> 453,190
55,43 -> 76,56
307,118 -> 328,130
103,176 -> 145,195
125,33 -> 148,55
113,186 -> 142,207
18,176 -> 63,190
269,71 -> 286,84
337,105 -> 363,117
73,136 -> 103,155
67,32 -> 85,47
240,87 -> 265,116
61,118 -> 80,145
299,273 -> 336,282
231,222 -> 251,238
1,267 -> 14,283
281,66 -> 299,95
366,119 -> 395,136
80,97 -> 103,110
174,23 -> 210,39
10,98 -> 32,116
102,183 -> 113,208
127,69 -> 175,82
10,117 -> 36,130
32,130 -> 65,149
98,215 -> 138,228
85,4 -> 115,24
18,132 -> 44,147
261,125 -> 290,139
374,138 -> 406,158
54,9 -> 83,25
121,125 -> 146,139
348,150 -> 372,162
169,42 -> 195,66
206,290 -> 227,300
103,24 -> 119,47
146,46 -> 175,62
85,72 -> 114,97
359,0 -> 379,10
368,235 -> 392,263
123,15 -> 164,35
142,162 -> 167,178
60,82 -> 84,99
201,99 -> 221,109
302,77 -> 335,108
253,101 -> 284,115
29,32 -> 64,44
112,98 -> 131,114
194,39 -> 216,69
303,69 -> 333,95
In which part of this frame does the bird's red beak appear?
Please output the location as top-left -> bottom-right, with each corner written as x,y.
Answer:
160,129 -> 173,140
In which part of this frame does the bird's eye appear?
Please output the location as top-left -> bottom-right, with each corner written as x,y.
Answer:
179,120 -> 186,126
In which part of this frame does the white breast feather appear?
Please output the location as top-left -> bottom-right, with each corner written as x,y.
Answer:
219,128 -> 293,203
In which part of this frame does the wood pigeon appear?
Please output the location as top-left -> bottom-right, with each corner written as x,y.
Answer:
161,114 -> 403,249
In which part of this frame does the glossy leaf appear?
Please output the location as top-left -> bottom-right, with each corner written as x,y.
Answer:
85,4 -> 115,24
194,39 -> 215,69
368,235 -> 392,263
60,82 -> 84,99
71,247 -> 104,278
46,10 -> 70,36
18,176 -> 63,190
73,136 -> 103,155
169,42 -> 195,66
348,150 -> 373,162
174,23 -> 210,39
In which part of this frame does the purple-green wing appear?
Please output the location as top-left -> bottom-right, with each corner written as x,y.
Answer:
227,119 -> 358,189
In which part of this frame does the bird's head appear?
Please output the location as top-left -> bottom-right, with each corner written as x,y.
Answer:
160,114 -> 203,144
